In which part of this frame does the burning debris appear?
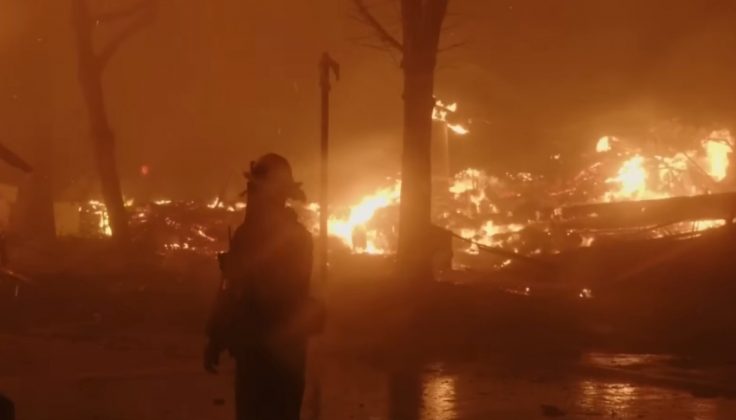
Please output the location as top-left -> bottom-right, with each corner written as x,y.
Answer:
73,128 -> 734,270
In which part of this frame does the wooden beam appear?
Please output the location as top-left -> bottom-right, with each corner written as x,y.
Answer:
559,193 -> 736,229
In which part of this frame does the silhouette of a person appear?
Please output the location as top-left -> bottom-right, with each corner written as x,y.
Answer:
0,393 -> 14,420
205,154 -> 316,420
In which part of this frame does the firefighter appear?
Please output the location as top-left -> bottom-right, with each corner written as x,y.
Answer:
0,393 -> 13,420
205,153 -> 320,420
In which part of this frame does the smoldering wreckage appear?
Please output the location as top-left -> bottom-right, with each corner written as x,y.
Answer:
1,109 -> 736,355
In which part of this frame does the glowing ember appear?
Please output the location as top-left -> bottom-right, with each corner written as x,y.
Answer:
579,288 -> 594,299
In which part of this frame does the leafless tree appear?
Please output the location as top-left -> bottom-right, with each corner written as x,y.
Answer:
71,0 -> 156,243
354,0 -> 449,281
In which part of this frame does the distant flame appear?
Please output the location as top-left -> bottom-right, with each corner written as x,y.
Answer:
606,155 -> 648,201
433,99 -> 470,136
596,136 -> 613,153
447,123 -> 470,136
85,200 -> 112,237
704,132 -> 732,182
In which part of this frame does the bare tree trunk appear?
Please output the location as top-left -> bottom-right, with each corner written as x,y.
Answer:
353,0 -> 448,281
397,60 -> 436,282
350,4 -> 448,418
71,0 -> 154,243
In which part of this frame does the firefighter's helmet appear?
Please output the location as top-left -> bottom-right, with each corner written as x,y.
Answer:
245,153 -> 306,201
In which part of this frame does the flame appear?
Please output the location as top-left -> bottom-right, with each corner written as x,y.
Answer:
692,219 -> 726,232
207,197 -> 224,209
433,99 -> 470,136
458,220 -> 524,252
449,168 -> 499,215
605,155 -> 648,201
447,123 -> 469,136
432,100 -> 455,122
326,180 -> 401,254
601,130 -> 732,203
73,127 -> 733,260
596,136 -> 613,153
85,200 -> 112,237
704,131 -> 732,181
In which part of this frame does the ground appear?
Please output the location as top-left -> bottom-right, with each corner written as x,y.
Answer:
2,328 -> 736,420
3,236 -> 736,419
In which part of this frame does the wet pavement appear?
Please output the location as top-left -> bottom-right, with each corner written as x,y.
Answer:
2,332 -> 736,419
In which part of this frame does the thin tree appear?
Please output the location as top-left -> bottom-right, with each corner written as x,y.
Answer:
354,0 -> 449,281
71,0 -> 156,243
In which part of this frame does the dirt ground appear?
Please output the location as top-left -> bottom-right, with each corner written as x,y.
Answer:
2,329 -> 736,420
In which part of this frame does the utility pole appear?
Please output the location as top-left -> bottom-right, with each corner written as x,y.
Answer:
318,53 -> 339,284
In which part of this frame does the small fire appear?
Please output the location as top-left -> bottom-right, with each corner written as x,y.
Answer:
447,123 -> 470,136
433,99 -> 470,136
84,200 -> 112,237
449,169 -> 499,215
459,220 -> 525,250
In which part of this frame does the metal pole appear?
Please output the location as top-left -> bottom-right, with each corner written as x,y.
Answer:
319,53 -> 339,284
307,52 -> 339,420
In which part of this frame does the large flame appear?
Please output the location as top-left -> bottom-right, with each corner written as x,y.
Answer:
601,130 -> 733,203
704,131 -> 732,181
605,155 -> 650,201
325,180 -> 401,254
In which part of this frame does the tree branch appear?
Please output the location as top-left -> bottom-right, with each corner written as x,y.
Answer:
97,12 -> 154,67
438,40 -> 468,53
353,0 -> 404,53
94,0 -> 154,25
